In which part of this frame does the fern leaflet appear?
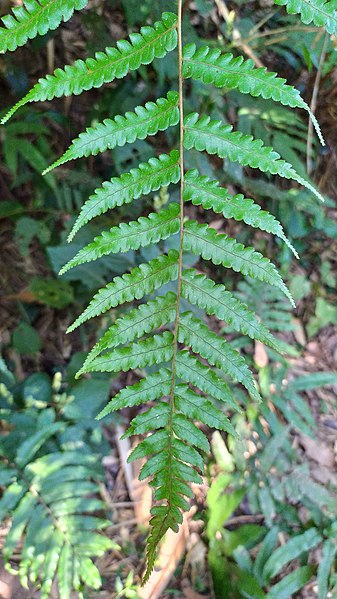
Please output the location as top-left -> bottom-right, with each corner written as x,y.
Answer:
44,92 -> 180,173
68,150 -> 180,241
1,12 -> 178,123
67,250 -> 179,332
182,43 -> 324,144
183,220 -> 294,304
274,0 -> 337,34
184,113 -> 323,202
184,169 -> 298,257
0,0 -> 90,53
60,204 -> 180,274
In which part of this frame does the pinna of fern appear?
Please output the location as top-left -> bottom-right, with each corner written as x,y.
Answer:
1,1 -> 326,585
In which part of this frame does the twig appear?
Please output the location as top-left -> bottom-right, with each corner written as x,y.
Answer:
214,0 -> 264,68
225,514 -> 264,527
306,32 -> 329,174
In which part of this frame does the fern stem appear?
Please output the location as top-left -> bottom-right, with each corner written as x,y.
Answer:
166,0 -> 185,524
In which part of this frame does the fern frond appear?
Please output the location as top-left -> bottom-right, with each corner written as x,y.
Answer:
60,204 -> 180,274
0,451 -> 113,599
81,331 -> 174,374
1,12 -> 178,123
45,92 -> 180,173
68,150 -> 181,241
0,0 -> 89,53
178,312 -> 261,402
183,113 -> 323,202
181,269 -> 282,351
97,369 -> 172,419
82,292 -> 177,371
182,44 -> 324,144
183,221 -> 294,305
67,250 -> 179,333
184,169 -> 298,257
176,350 -> 240,411
275,0 -> 337,34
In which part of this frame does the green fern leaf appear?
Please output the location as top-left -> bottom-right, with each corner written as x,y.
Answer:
183,113 -> 323,202
183,221 -> 294,305
1,12 -> 178,123
0,0 -> 89,53
182,269 -> 282,351
60,204 -> 180,274
175,385 -> 236,436
68,150 -> 180,241
184,169 -> 298,257
176,350 -> 240,411
178,312 -> 261,402
274,0 -> 337,34
45,92 -> 180,173
182,43 -> 324,144
124,402 -> 171,437
67,250 -> 179,333
82,292 -> 177,371
81,331 -> 174,374
97,369 -> 172,419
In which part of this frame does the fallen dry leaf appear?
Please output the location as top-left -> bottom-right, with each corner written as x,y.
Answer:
254,341 -> 269,368
300,434 -> 335,467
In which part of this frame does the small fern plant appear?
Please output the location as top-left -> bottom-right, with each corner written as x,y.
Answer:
1,0 -> 326,583
0,371 -> 116,599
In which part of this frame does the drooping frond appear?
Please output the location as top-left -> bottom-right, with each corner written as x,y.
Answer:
81,331 -> 174,374
183,220 -> 294,305
61,204 -> 180,274
274,0 -> 337,34
181,269 -> 282,351
182,43 -> 324,144
184,169 -> 298,257
68,150 -> 181,241
1,12 -> 178,123
0,0 -> 89,53
45,92 -> 180,173
178,312 -> 261,402
81,292 -> 177,372
183,113 -> 323,202
67,250 -> 179,332
1,4 -> 324,591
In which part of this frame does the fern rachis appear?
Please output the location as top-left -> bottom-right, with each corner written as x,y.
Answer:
0,0 -> 326,591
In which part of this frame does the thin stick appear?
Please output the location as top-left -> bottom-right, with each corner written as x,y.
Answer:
214,0 -> 264,68
307,32 -> 329,174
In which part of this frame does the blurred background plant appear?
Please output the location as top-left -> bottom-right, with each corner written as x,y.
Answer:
0,0 -> 336,597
